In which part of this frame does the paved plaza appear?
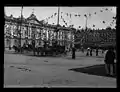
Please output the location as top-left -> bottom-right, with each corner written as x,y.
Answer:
4,50 -> 116,88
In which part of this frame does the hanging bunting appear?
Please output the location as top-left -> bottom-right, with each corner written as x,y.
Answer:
110,24 -> 112,26
113,16 -> 116,19
94,12 -> 97,14
62,17 -> 67,26
100,10 -> 103,12
105,8 -> 108,11
61,15 -> 62,19
103,21 -> 105,24
93,25 -> 95,27
65,23 -> 67,26
54,13 -> 57,16
84,14 -> 87,17
88,13 -> 91,17
112,19 -> 115,22
70,14 -> 71,18
75,14 -> 77,17
78,14 -> 81,17
66,13 -> 68,16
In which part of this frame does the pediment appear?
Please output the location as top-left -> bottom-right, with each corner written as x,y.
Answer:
27,14 -> 42,25
28,19 -> 40,24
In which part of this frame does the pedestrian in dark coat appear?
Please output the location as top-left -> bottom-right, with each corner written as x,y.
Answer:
90,48 -> 92,56
81,47 -> 84,53
72,47 -> 76,59
104,47 -> 116,76
32,40 -> 36,56
86,47 -> 90,56
96,48 -> 98,56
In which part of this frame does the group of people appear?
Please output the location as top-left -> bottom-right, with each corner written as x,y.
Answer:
86,47 -> 99,56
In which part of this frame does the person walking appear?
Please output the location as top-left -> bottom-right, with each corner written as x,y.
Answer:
81,47 -> 84,53
32,40 -> 36,56
104,47 -> 116,76
102,48 -> 104,54
96,48 -> 99,56
90,48 -> 92,56
72,46 -> 76,59
86,47 -> 90,56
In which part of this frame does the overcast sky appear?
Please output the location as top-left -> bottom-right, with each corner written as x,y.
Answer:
4,6 -> 116,29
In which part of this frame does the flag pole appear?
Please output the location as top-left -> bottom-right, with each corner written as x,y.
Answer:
57,6 -> 60,26
20,6 -> 23,53
56,6 -> 60,46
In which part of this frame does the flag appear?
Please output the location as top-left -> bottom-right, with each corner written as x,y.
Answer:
78,15 -> 81,17
70,14 -> 71,18
89,13 -> 91,17
54,13 -> 57,16
84,14 -> 87,17
100,10 -> 103,12
75,14 -> 77,17
103,21 -> 105,23
113,16 -> 116,19
66,13 -> 68,16
105,8 -> 108,11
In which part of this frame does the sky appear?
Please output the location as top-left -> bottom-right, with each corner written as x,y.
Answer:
4,6 -> 116,29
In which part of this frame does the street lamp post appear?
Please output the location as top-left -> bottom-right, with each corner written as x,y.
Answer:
84,14 -> 88,47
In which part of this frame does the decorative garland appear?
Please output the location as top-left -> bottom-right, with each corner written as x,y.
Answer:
43,7 -> 116,29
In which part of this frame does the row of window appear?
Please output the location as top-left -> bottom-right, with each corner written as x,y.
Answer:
4,22 -> 74,47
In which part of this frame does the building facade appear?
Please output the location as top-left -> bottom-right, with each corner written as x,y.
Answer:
4,13 -> 74,49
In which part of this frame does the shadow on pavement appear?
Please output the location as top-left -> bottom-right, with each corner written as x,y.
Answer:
69,64 -> 116,78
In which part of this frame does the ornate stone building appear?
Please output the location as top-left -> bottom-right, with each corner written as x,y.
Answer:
4,13 -> 74,49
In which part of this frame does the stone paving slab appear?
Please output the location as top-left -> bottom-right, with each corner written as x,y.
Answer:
4,53 -> 116,88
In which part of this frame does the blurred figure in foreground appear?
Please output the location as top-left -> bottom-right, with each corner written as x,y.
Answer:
104,47 -> 116,76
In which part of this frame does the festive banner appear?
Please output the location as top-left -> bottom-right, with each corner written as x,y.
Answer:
84,14 -> 87,17
93,25 -> 95,27
103,21 -> 105,24
70,14 -> 71,18
43,7 -> 115,28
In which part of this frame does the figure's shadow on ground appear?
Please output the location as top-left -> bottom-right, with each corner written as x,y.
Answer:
69,64 -> 116,78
